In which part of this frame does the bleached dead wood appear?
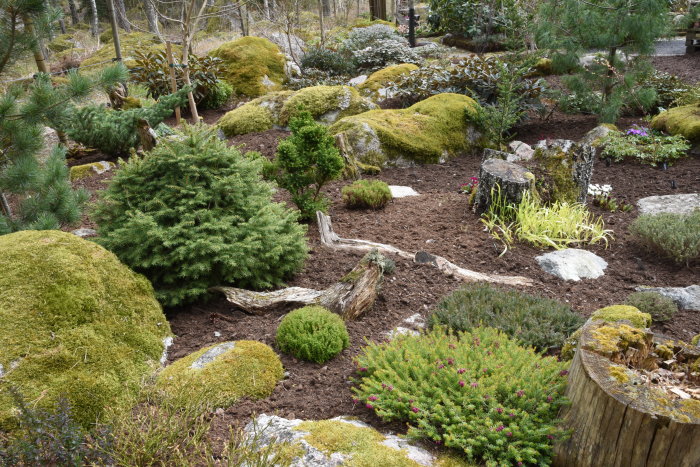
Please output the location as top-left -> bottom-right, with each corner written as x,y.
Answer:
316,211 -> 533,287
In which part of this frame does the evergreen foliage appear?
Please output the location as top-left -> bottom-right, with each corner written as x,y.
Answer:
276,306 -> 350,363
353,326 -> 570,466
625,291 -> 678,322
273,111 -> 344,221
93,124 -> 308,307
341,180 -> 392,209
536,0 -> 669,122
630,210 -> 700,267
62,86 -> 189,156
0,0 -> 57,75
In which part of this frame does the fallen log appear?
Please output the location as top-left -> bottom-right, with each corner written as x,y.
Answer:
316,212 -> 533,287
211,250 -> 390,320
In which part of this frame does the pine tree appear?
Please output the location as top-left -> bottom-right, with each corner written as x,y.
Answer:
0,0 -> 58,75
536,0 -> 669,122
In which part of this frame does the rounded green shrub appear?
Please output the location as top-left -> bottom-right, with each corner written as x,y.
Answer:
630,210 -> 700,266
625,291 -> 678,322
353,326 -> 570,466
276,306 -> 350,363
429,283 -> 585,351
342,180 -> 392,209
0,230 -> 170,430
301,47 -> 356,75
217,102 -> 275,137
200,80 -> 233,110
93,123 -> 308,307
157,341 -> 283,408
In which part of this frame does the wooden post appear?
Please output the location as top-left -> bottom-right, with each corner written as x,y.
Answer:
407,0 -> 416,47
165,41 -> 181,126
107,0 -> 123,63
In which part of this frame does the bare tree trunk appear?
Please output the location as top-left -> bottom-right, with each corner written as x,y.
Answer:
88,0 -> 99,37
237,3 -> 248,36
143,0 -> 161,37
0,193 -> 12,219
263,0 -> 271,20
113,0 -> 131,32
22,15 -> 49,73
318,0 -> 325,44
67,0 -> 79,25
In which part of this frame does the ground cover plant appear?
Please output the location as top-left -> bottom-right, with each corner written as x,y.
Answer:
630,210 -> 700,266
353,326 -> 570,466
93,123 -> 308,306
625,291 -> 678,322
276,306 -> 350,363
600,126 -> 690,166
429,283 -> 584,351
341,179 -> 392,209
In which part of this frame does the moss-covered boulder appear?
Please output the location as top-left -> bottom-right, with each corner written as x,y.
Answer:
217,86 -> 375,137
330,93 -> 482,167
0,231 -> 170,430
47,33 -> 77,53
208,36 -> 286,97
69,160 -> 115,181
358,63 -> 419,99
157,341 -> 283,408
81,32 -> 169,69
651,104 -> 700,144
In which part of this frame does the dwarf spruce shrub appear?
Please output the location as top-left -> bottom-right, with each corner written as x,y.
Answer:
93,124 -> 308,307
429,284 -> 584,351
625,292 -> 678,322
630,210 -> 700,266
276,306 -> 350,363
353,326 -> 570,466
342,180 -> 392,209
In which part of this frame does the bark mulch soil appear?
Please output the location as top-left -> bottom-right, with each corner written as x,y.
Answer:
61,55 -> 700,445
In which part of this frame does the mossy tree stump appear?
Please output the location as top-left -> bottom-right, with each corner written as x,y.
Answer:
532,140 -> 595,204
554,320 -> 700,466
473,157 -> 533,214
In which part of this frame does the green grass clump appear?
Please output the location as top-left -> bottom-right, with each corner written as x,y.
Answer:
276,306 -> 350,363
630,210 -> 700,266
353,326 -> 570,466
342,180 -> 392,209
429,284 -> 584,351
625,291 -> 678,322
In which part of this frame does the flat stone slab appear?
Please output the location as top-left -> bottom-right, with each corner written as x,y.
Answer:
635,285 -> 700,311
71,228 -> 97,238
190,341 -> 235,369
389,185 -> 419,198
536,249 -> 607,281
637,193 -> 700,216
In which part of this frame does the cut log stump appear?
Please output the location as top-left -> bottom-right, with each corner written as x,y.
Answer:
473,158 -> 533,214
553,319 -> 700,467
210,250 -> 390,320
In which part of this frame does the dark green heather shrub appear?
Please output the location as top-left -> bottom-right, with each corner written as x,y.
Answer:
276,306 -> 350,363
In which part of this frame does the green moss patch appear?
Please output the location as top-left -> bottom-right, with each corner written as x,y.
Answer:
591,305 -> 652,328
218,103 -> 275,136
81,32 -> 170,69
0,230 -> 170,430
157,341 -> 283,408
69,161 -> 115,181
330,93 -> 481,166
588,323 -> 647,355
359,63 -> 419,98
651,104 -> 700,143
209,36 -> 286,97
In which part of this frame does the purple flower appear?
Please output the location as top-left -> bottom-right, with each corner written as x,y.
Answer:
358,367 -> 368,372
459,380 -> 465,387
368,395 -> 378,401
496,407 -> 503,414
495,425 -> 505,432
438,364 -> 445,369
509,413 -> 515,418
471,382 -> 478,388
483,368 -> 489,373
626,127 -> 649,136
547,434 -> 554,440
506,432 -> 513,437
516,390 -> 525,397
352,398 -> 359,404
457,368 -> 466,374
447,358 -> 454,365
547,396 -> 553,402
411,406 -> 420,413
560,370 -> 569,377
386,385 -> 394,391
518,462 -> 523,466
366,403 -> 373,409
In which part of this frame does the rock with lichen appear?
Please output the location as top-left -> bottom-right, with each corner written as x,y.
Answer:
357,63 -> 419,100
651,104 -> 700,147
530,139 -> 595,204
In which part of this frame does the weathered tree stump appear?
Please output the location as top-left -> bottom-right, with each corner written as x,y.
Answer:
554,320 -> 700,467
335,133 -> 361,180
473,158 -> 533,214
137,118 -> 158,152
210,250 -> 390,320
532,140 -> 595,204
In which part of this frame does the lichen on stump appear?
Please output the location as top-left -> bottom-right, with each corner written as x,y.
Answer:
530,140 -> 595,204
554,319 -> 700,466
473,158 -> 533,214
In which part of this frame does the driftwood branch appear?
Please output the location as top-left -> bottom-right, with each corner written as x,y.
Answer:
211,250 -> 389,320
316,212 -> 533,287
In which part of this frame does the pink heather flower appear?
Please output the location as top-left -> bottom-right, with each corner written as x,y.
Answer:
518,462 -> 523,466
387,385 -> 394,391
457,368 -> 466,374
411,407 -> 420,413
359,367 -> 367,372
484,394 -> 490,400
438,364 -> 445,369
560,370 -> 569,377
471,382 -> 478,388
547,396 -> 553,402
547,434 -> 554,440
487,351 -> 492,356
495,425 -> 504,432
368,395 -> 378,401
447,358 -> 454,365
366,403 -> 373,409
459,380 -> 465,387
352,398 -> 359,404
408,399 -> 414,403
483,368 -> 489,373
506,432 -> 513,437
509,413 -> 515,418
516,390 -> 525,397
496,407 -> 503,414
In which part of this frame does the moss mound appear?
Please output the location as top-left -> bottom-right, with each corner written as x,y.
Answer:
0,230 -> 170,430
330,93 -> 481,166
591,305 -> 652,328
358,63 -> 419,98
651,104 -> 700,143
208,36 -> 286,97
276,306 -> 350,363
157,341 -> 283,408
217,103 -> 275,136
47,34 -> 76,53
81,32 -> 169,69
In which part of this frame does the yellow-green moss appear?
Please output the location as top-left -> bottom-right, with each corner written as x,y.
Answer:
588,323 -> 647,355
651,104 -> 700,143
69,161 -> 115,181
608,364 -> 630,383
591,305 -> 652,328
359,64 -> 419,97
80,32 -> 171,69
330,93 -> 481,165
157,341 -> 283,408
279,85 -> 375,125
561,328 -> 583,361
0,231 -> 170,430
218,103 -> 275,137
209,37 -> 286,97
692,334 -> 700,346
47,34 -> 75,53
655,343 -> 674,359
532,148 -> 580,203
122,96 -> 142,109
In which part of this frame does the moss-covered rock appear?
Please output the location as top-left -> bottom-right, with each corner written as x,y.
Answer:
591,305 -> 652,328
358,63 -> 419,99
81,32 -> 169,69
157,341 -> 283,408
69,160 -> 115,181
651,104 -> 700,144
330,93 -> 482,166
47,34 -> 77,53
217,87 -> 375,137
0,230 -> 170,430
208,36 -> 286,97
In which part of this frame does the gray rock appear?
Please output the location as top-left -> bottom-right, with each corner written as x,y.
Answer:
190,341 -> 235,369
636,193 -> 700,216
580,124 -> 615,146
160,336 -> 174,366
71,228 -> 97,238
389,185 -> 419,198
508,141 -> 534,161
634,285 -> 700,311
348,75 -> 368,86
536,249 -> 608,281
0,364 -> 4,378
261,32 -> 306,60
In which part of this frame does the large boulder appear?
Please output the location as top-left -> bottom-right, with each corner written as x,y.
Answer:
357,63 -> 419,100
651,104 -> 700,146
536,248 -> 608,281
217,86 -> 376,137
157,341 -> 283,408
330,93 -> 483,167
637,193 -> 700,216
209,36 -> 287,97
0,230 -> 170,430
